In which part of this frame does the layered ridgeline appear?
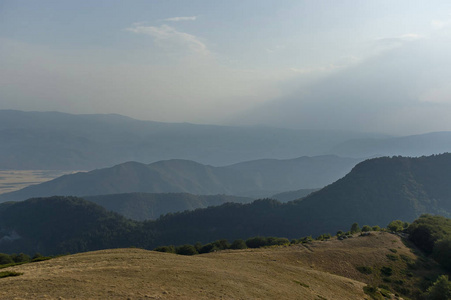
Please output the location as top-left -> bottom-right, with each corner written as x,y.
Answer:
0,155 -> 358,201
86,191 -> 313,221
331,131 -> 451,158
0,110 -> 383,170
0,154 -> 450,255
152,154 -> 451,246
85,193 -> 253,221
2,110 -> 451,171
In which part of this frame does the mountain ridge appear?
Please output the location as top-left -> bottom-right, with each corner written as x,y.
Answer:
0,155 -> 359,202
0,109 -> 384,170
1,154 -> 450,255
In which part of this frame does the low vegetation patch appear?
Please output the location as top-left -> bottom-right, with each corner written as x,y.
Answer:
1,252 -> 55,269
356,266 -> 373,275
363,285 -> 384,300
0,271 -> 23,279
380,266 -> 393,277
293,280 -> 309,288
386,254 -> 399,261
154,236 -> 291,256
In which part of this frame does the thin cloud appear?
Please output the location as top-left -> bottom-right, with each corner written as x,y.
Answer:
431,19 -> 451,29
126,24 -> 209,55
164,16 -> 197,22
290,64 -> 342,74
374,33 -> 423,49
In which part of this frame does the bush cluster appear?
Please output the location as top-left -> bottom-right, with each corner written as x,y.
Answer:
154,236 -> 291,256
0,252 -> 52,268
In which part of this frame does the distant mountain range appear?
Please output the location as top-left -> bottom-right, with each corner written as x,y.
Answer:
1,153 -> 450,255
0,155 -> 360,201
0,110 -> 385,170
330,131 -> 451,158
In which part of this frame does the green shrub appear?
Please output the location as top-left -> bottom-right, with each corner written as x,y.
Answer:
212,239 -> 230,250
363,285 -> 384,300
31,256 -> 52,262
0,271 -> 23,278
400,254 -> 413,263
154,245 -> 176,253
246,237 -> 268,248
175,244 -> 198,255
316,233 -> 331,241
0,254 -> 13,265
433,237 -> 451,271
362,225 -> 372,232
356,266 -> 373,275
230,239 -> 247,249
380,266 -> 393,276
423,275 -> 451,300
386,254 -> 399,261
198,243 -> 218,254
245,236 -> 289,248
387,220 -> 404,232
378,284 -> 390,291
300,236 -> 313,243
11,253 -> 30,263
266,237 -> 290,246
350,223 -> 361,234
293,280 -> 309,288
379,288 -> 391,298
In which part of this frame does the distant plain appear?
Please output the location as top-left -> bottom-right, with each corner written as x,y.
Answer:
0,170 -> 77,195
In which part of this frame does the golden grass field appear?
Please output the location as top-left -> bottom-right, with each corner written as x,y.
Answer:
0,232 -> 417,300
0,170 -> 76,194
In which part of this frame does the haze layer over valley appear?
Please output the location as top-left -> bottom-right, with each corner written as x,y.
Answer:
1,2 -> 451,299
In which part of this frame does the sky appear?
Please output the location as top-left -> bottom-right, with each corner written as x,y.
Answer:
1,0 -> 451,135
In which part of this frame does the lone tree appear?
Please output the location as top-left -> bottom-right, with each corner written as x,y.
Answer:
387,220 -> 404,232
350,222 -> 361,234
361,225 -> 372,232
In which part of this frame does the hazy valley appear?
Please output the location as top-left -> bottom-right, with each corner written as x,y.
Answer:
1,110 -> 451,299
3,2 -> 451,298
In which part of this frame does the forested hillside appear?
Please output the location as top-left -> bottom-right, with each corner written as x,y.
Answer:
85,193 -> 253,221
0,197 -> 145,255
1,154 -> 450,255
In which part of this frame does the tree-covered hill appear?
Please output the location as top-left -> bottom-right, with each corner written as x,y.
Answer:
0,197 -> 149,255
85,192 -> 253,221
146,154 -> 451,246
1,154 -> 450,255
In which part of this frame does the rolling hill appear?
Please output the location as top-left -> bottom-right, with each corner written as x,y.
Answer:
0,155 -> 359,202
0,232 -> 446,299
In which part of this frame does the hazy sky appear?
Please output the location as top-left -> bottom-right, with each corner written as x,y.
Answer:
1,1 -> 451,134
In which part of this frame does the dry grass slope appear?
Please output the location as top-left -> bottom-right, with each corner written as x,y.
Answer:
0,232 -> 416,300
